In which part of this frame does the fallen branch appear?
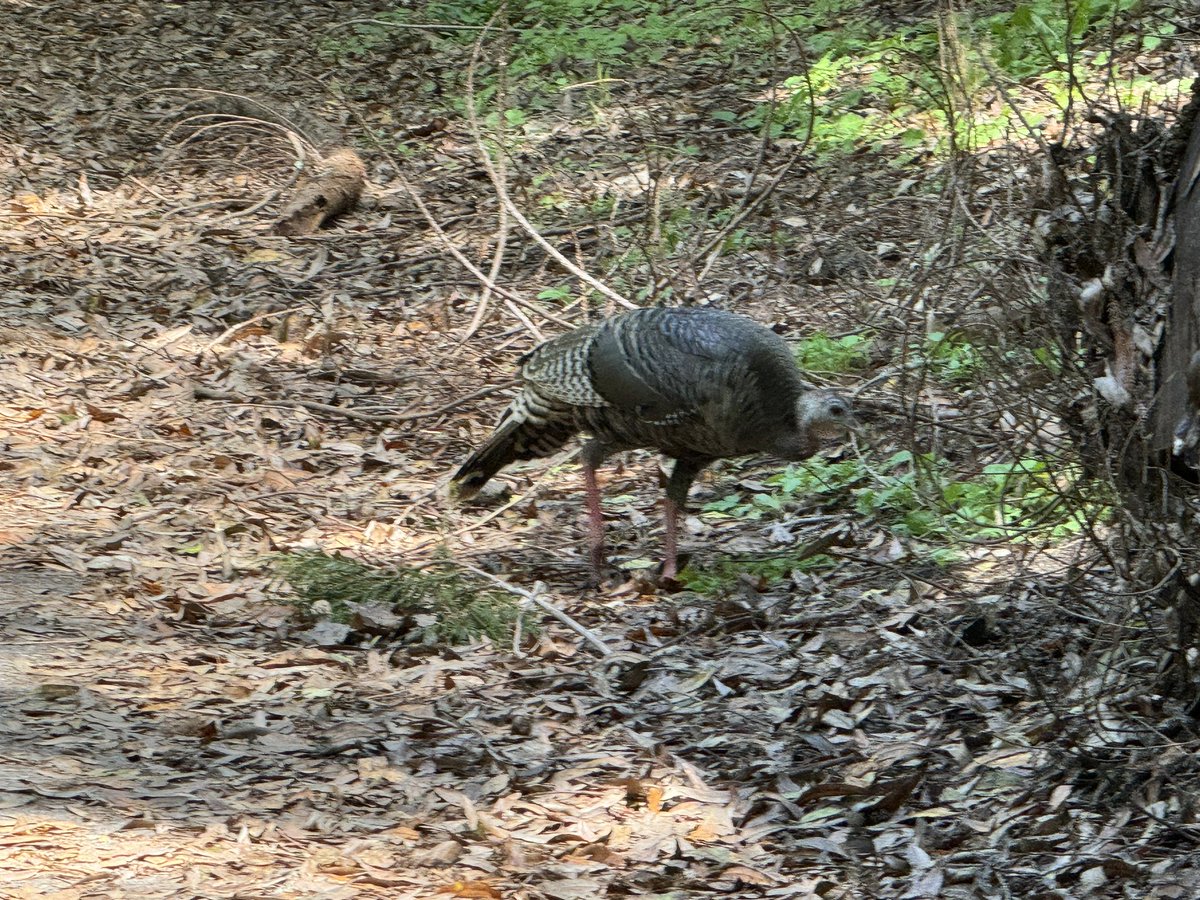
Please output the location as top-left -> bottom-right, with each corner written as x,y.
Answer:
201,307 -> 307,355
460,564 -> 612,657
192,385 -> 408,423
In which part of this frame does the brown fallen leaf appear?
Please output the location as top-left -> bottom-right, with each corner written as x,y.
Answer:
436,880 -> 502,898
85,403 -> 123,423
646,784 -> 664,814
37,683 -> 81,701
715,865 -> 779,886
415,840 -> 463,867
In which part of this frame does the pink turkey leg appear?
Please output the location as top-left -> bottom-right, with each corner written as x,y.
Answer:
661,497 -> 679,580
583,462 -> 606,573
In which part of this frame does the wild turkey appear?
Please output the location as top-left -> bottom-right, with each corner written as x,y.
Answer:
451,307 -> 855,578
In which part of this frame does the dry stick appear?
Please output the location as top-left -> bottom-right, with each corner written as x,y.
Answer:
392,378 -> 519,422
393,173 -> 553,339
405,453 -> 580,559
687,7 -> 817,290
125,175 -> 173,205
193,385 -> 407,424
155,119 -> 306,219
461,33 -> 512,342
193,379 -> 518,425
460,563 -> 612,657
211,131 -> 310,228
974,52 -> 1053,157
202,307 -> 307,355
209,176 -> 297,228
0,212 -> 161,227
324,17 -> 519,34
388,486 -> 442,534
146,87 -> 325,147
321,75 -> 568,337
156,115 -> 314,226
692,152 -> 804,289
464,18 -> 637,313
461,195 -> 509,341
164,115 -> 312,156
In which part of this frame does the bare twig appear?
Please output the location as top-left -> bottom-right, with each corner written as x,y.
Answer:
145,88 -> 325,151
461,28 -> 513,342
393,378 -> 520,422
679,7 -> 815,291
193,379 -> 519,425
192,385 -> 408,423
391,174 -> 559,339
202,307 -> 309,355
323,17 -> 519,34
464,17 -> 638,312
460,564 -> 612,657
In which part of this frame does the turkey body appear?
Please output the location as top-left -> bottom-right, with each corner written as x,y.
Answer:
451,307 -> 853,577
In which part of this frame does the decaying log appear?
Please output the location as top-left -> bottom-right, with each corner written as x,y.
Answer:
272,148 -> 366,236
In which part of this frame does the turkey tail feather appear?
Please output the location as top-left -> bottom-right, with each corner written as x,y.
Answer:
449,418 -> 523,501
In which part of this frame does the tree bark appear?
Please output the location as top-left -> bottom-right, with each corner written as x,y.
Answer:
1154,110 -> 1200,460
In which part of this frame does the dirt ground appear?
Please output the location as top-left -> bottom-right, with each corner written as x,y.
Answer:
3,2 -> 1200,898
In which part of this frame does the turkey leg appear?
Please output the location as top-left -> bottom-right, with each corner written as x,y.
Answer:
581,441 -> 612,574
582,460 -> 606,573
662,459 -> 704,580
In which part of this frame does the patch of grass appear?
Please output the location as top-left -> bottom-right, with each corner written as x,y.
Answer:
680,552 -> 836,594
325,0 -> 1172,166
794,332 -> 871,374
691,449 -> 1107,592
327,1 -> 741,92
276,551 -> 528,645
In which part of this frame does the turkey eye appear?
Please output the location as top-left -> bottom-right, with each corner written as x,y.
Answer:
829,405 -> 845,416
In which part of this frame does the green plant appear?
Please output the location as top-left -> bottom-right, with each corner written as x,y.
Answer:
740,17 -> 946,158
690,448 -> 1106,592
921,331 -> 983,384
753,0 -> 1169,159
701,457 -> 866,523
275,551 -> 528,645
982,0 -> 1141,79
851,451 -> 1106,542
679,551 -> 836,594
794,332 -> 871,374
536,285 -> 573,303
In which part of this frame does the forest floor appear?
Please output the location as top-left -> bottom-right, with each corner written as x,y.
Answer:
2,1 -> 1200,898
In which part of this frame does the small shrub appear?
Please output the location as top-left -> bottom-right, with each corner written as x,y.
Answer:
276,551 -> 527,645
